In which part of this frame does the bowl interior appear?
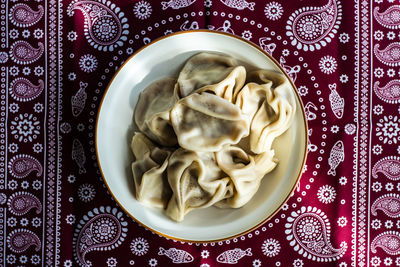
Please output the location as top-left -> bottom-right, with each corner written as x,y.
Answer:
96,31 -> 307,242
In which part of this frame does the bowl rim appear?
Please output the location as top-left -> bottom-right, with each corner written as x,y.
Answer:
95,29 -> 309,243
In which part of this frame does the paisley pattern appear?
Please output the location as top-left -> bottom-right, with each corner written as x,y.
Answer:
8,154 -> 43,179
371,193 -> 400,218
371,231 -> 400,255
373,80 -> 400,104
0,0 -> 393,266
8,192 -> 42,216
9,41 -> 44,65
285,206 -> 347,262
73,206 -> 128,266
7,229 -> 41,253
9,78 -> 44,102
286,0 -> 342,51
374,43 -> 400,67
9,3 -> 44,28
374,6 -> 400,29
67,0 -> 129,52
372,156 -> 400,180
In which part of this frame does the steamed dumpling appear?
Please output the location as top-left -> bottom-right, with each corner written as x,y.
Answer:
170,92 -> 249,152
176,52 -> 239,97
134,77 -> 178,146
130,52 -> 297,222
131,133 -> 172,208
165,148 -> 233,222
214,146 -> 276,208
236,70 -> 296,154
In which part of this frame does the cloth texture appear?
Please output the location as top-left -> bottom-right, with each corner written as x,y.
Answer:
0,0 -> 396,266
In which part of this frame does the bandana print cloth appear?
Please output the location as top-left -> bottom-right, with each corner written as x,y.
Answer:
0,0 -> 398,266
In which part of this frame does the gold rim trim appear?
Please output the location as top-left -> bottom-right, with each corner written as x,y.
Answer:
95,29 -> 309,243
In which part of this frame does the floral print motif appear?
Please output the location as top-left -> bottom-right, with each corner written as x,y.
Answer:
261,239 -> 281,257
264,2 -> 283,21
376,115 -> 400,144
133,1 -> 152,20
10,113 -> 40,142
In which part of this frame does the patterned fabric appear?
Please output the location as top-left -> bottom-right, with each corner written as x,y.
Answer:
0,0 -> 397,266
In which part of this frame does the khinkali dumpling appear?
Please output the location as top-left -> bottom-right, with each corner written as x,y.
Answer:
165,148 -> 233,221
170,92 -> 249,152
130,53 -> 298,222
131,133 -> 172,208
134,77 -> 178,146
176,52 -> 239,97
214,146 -> 276,208
236,70 -> 296,154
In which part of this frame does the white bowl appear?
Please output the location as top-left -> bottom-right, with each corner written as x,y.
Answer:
96,30 -> 308,242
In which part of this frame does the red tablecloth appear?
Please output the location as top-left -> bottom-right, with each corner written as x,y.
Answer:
1,0 -> 398,266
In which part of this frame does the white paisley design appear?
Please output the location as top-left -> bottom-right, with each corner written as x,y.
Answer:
371,231 -> 400,255
286,0 -> 342,51
73,206 -> 128,266
285,206 -> 347,262
67,0 -> 129,51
